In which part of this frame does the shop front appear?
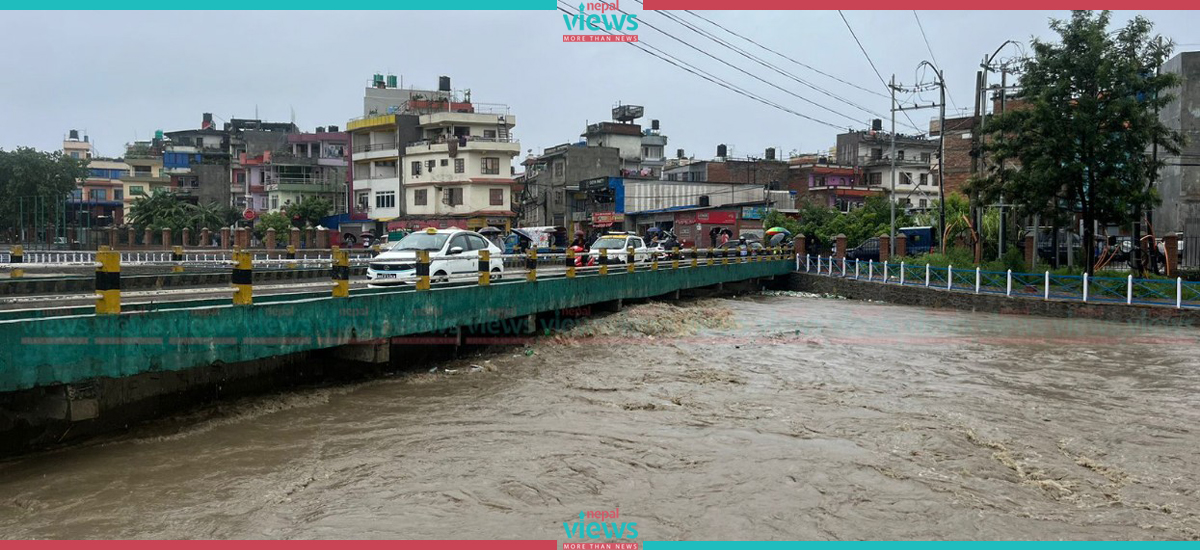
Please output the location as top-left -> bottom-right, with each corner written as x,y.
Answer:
674,209 -> 738,248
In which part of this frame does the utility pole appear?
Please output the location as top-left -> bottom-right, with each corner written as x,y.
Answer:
937,68 -> 947,246
998,65 -> 1007,259
889,74 -> 897,258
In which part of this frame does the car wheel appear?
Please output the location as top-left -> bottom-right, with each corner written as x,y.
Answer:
432,271 -> 449,283
491,268 -> 502,281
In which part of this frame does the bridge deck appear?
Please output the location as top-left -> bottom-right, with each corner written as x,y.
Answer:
0,258 -> 792,393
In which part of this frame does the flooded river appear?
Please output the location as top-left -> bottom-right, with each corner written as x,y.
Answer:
3,293 -> 1200,539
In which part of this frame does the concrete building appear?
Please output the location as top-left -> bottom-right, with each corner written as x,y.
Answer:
1155,51 -> 1200,266
347,75 -> 519,230
62,129 -> 93,161
518,104 -> 670,231
519,143 -> 621,228
836,122 -> 937,210
662,146 -> 788,187
122,138 -> 171,206
163,115 -> 231,207
238,129 -> 349,214
787,156 -> 882,212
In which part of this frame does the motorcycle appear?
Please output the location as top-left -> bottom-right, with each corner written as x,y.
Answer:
571,245 -> 597,267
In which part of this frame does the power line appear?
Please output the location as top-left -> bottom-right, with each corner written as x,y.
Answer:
621,5 -> 868,128
680,9 -> 889,100
911,10 -> 959,112
644,6 -> 916,131
556,3 -> 844,131
838,10 -> 921,132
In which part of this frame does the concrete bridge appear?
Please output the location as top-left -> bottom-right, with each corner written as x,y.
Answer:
0,248 -> 794,450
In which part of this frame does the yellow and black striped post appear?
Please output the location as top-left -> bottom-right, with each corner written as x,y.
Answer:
415,250 -> 431,290
722,248 -> 730,266
651,251 -> 658,271
672,247 -> 680,270
286,244 -> 297,269
10,244 -> 24,278
332,246 -> 349,298
599,248 -> 609,275
95,246 -> 121,314
478,249 -> 491,286
172,245 -> 184,273
565,247 -> 576,278
691,245 -> 698,268
706,248 -> 715,267
626,246 -> 635,274
526,249 -> 538,282
232,248 -> 252,305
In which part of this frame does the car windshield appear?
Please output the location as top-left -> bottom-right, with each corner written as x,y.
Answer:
591,237 -> 627,250
393,232 -> 450,251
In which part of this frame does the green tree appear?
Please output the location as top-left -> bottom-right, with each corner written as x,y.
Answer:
0,147 -> 88,231
970,11 -> 1185,274
127,190 -> 193,232
284,198 -> 333,228
253,211 -> 292,239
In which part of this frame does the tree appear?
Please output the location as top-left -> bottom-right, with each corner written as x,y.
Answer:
127,190 -> 193,232
0,147 -> 88,231
253,211 -> 292,239
970,11 -> 1185,274
284,198 -> 333,228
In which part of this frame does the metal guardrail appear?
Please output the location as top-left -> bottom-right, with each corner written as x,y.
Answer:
802,254 -> 1200,310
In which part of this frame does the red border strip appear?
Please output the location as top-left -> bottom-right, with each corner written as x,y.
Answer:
0,542 -> 557,549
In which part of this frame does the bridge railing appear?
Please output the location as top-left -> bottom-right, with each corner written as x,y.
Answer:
802,254 -> 1200,310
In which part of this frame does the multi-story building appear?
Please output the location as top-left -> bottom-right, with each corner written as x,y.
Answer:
62,129 -> 93,161
662,145 -> 788,186
1155,50 -> 1200,266
788,155 -> 882,212
348,75 -> 520,230
578,104 -> 669,178
835,122 -> 937,210
164,114 -> 231,207
518,144 -> 621,228
261,128 -> 348,213
59,130 -> 125,228
122,136 -> 171,206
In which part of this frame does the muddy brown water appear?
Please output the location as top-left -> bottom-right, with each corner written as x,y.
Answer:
2,292 -> 1200,540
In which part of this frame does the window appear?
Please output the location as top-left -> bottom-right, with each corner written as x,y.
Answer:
449,234 -> 471,252
919,199 -> 928,208
440,159 -> 448,167
554,161 -> 564,177
130,186 -> 145,196
70,152 -> 80,159
454,158 -> 465,174
554,190 -> 564,206
426,160 -> 436,172
920,152 -> 931,163
868,172 -> 882,186
272,195 -> 279,210
870,148 -> 882,160
490,188 -> 504,206
902,172 -> 913,185
481,157 -> 500,175
114,189 -> 124,200
89,189 -> 107,201
376,190 -> 396,209
134,167 -> 152,177
237,172 -> 246,184
444,187 -> 463,206
897,150 -> 905,160
483,129 -> 497,139
411,161 -> 422,176
919,173 -> 928,186
467,235 -> 490,250
414,189 -> 428,206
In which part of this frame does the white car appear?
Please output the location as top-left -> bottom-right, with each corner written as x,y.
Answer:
589,234 -> 651,264
367,228 -> 504,286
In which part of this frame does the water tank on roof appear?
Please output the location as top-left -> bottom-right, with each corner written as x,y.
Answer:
651,119 -> 660,130
328,125 -> 339,132
69,129 -> 79,140
387,75 -> 398,88
699,195 -> 710,207
677,148 -> 685,159
373,73 -> 384,84
766,147 -> 776,160
717,144 -> 727,158
155,129 -> 164,140
316,126 -> 326,134
439,76 -> 451,92
872,119 -> 883,131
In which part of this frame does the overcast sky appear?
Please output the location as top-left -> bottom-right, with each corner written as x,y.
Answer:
2,10 -> 1197,164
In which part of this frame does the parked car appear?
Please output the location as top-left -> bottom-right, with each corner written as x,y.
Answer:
366,228 -> 503,286
589,233 -> 651,263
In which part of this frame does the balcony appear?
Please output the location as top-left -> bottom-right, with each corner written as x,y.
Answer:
405,136 -> 520,156
351,141 -> 401,162
264,178 -> 346,194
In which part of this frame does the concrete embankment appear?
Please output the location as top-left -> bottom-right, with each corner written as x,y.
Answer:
789,271 -> 1200,327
